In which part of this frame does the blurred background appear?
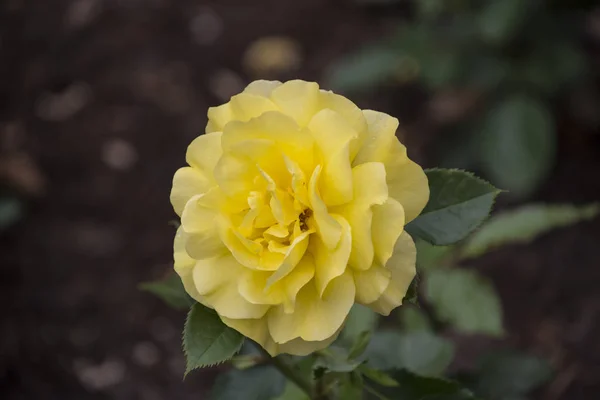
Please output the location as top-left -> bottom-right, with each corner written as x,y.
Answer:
1,0 -> 599,399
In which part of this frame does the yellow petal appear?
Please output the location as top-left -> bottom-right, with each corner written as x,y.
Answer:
170,167 -> 212,216
243,80 -> 282,97
192,254 -> 269,319
220,316 -> 281,356
280,256 -> 316,313
186,131 -> 223,173
366,232 -> 416,316
218,217 -> 263,269
350,162 -> 389,206
318,90 -> 368,158
308,165 -> 342,249
308,109 -> 357,206
173,227 -> 200,300
231,140 -> 288,187
337,162 -> 388,271
270,80 -> 320,127
206,103 -> 234,133
385,139 -> 429,223
277,332 -> 341,356
220,313 -> 341,356
353,110 -> 398,165
238,270 -> 285,306
181,193 -> 226,259
213,153 -> 257,198
354,264 -> 391,304
264,224 -> 289,239
266,229 -> 312,286
180,194 -> 218,234
269,189 -> 297,226
284,155 -> 309,207
221,111 -> 315,176
185,230 -> 227,260
238,256 -> 314,311
229,92 -> 279,121
372,198 -> 405,266
267,271 -> 355,343
311,214 -> 352,297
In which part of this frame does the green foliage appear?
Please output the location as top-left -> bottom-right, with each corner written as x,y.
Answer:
273,381 -> 309,400
326,46 -> 402,92
183,303 -> 244,375
425,269 -> 504,336
415,239 -> 454,270
406,169 -> 500,245
477,0 -> 530,45
399,306 -> 432,333
479,95 -> 556,199
337,372 -> 364,400
211,365 -> 286,400
403,273 -> 420,304
359,366 -> 399,387
273,356 -> 315,400
0,196 -> 23,231
339,304 -> 379,346
348,331 -> 372,360
327,0 -> 590,197
230,354 -> 263,370
462,203 -> 600,259
473,352 -> 552,399
139,273 -> 194,310
364,331 -> 454,377
366,369 -> 478,400
315,347 -> 362,373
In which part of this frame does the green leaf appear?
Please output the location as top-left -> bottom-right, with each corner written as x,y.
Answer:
272,381 -> 310,400
366,369 -> 477,400
403,273 -> 420,304
348,331 -> 371,360
462,203 -> 600,259
0,196 -> 23,231
425,269 -> 504,336
475,352 -> 552,399
478,0 -> 529,45
339,304 -> 378,345
183,303 -> 244,375
359,365 -> 399,387
325,45 -> 402,92
337,372 -> 364,400
364,331 -> 454,377
399,306 -> 432,333
315,347 -> 362,373
139,273 -> 194,310
406,169 -> 500,245
416,239 -> 454,270
416,0 -> 445,20
273,356 -> 315,400
480,96 -> 556,199
211,366 -> 286,400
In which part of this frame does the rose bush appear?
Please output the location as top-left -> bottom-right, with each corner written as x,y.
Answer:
171,80 -> 429,355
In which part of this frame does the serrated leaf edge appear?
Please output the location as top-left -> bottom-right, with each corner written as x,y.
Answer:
182,306 -> 244,378
414,168 -> 502,245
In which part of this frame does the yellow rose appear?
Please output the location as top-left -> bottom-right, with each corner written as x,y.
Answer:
171,80 -> 429,356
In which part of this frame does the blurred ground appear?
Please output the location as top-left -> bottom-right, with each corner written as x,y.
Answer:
0,1 -> 599,399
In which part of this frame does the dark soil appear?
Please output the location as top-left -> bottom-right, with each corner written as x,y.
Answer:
0,1 -> 599,399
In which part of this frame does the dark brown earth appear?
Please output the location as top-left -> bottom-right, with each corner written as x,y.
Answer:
1,1 -> 599,399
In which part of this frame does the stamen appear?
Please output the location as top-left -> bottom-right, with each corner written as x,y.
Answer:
298,209 -> 313,232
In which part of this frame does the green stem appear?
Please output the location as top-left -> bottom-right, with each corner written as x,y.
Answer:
256,346 -> 315,399
364,384 -> 392,400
